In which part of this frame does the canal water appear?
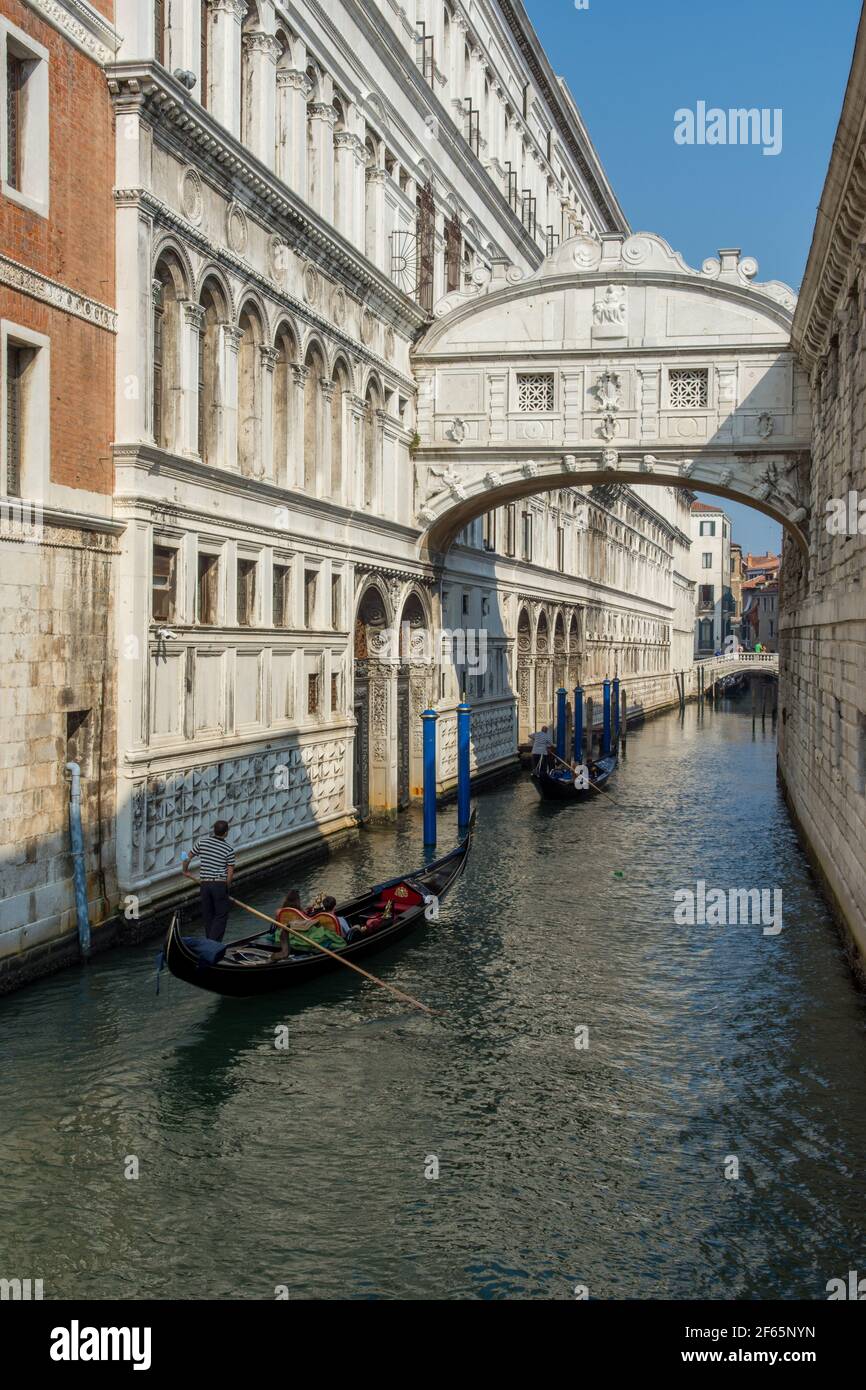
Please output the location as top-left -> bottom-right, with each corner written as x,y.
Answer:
2,700 -> 865,1301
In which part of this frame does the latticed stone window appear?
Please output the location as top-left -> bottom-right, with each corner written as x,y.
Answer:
516,373 -> 555,412
669,368 -> 709,409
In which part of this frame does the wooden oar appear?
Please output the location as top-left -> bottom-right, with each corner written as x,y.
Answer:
227,890 -> 436,1017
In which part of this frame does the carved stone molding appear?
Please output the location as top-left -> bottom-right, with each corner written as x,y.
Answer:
179,166 -> 204,226
0,252 -> 116,332
226,201 -> 248,255
25,0 -> 118,66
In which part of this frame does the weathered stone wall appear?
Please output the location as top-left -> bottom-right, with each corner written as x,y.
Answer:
782,12 -> 866,974
0,524 -> 118,991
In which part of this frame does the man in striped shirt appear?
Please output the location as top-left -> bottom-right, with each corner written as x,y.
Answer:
182,820 -> 237,942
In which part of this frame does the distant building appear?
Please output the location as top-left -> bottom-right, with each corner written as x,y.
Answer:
730,542 -> 745,643
690,502 -> 734,654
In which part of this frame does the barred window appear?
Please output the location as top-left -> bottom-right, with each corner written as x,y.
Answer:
516,373 -> 554,412
669,368 -> 709,409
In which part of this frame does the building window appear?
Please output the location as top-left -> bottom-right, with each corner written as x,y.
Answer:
4,342 -> 26,496
522,510 -> 533,561
331,573 -> 342,630
197,552 -> 219,625
557,525 -> 565,572
698,619 -> 713,649
331,672 -> 340,713
699,584 -> 714,608
699,520 -> 716,537
516,373 -> 554,412
152,545 -> 177,622
273,562 -> 291,628
237,557 -> 257,626
483,511 -> 496,552
307,672 -> 320,716
304,569 -> 318,627
1,24 -> 49,216
702,552 -> 712,569
444,210 -> 461,293
505,504 -> 516,557
669,368 -> 709,409
154,0 -> 166,64
152,279 -> 165,444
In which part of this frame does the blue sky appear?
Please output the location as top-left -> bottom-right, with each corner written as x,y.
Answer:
524,0 -> 862,553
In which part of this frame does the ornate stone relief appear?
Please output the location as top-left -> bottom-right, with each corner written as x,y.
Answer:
180,167 -> 204,226
226,201 -> 248,255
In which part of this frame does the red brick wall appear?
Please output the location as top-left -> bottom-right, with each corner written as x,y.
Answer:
0,0 -> 115,495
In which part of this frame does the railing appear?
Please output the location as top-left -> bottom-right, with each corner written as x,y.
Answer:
697,652 -> 779,682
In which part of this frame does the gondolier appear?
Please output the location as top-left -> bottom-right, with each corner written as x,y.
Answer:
182,820 -> 236,942
530,725 -> 553,773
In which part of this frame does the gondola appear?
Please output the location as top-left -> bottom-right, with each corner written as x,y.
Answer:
532,755 -> 617,802
162,811 -> 475,998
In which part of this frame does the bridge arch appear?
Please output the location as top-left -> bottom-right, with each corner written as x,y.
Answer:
411,231 -> 811,560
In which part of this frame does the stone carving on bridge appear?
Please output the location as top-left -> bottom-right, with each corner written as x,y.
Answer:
601,449 -> 619,469
429,466 -> 467,500
755,457 -> 809,521
592,370 -> 623,441
445,417 -> 467,443
521,461 -> 539,478
641,454 -> 658,473
483,470 -> 502,488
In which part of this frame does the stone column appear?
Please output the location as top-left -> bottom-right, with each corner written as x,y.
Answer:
319,377 -> 334,498
115,197 -> 153,444
181,301 -> 205,456
307,102 -> 336,221
276,69 -> 310,193
365,166 -> 387,273
333,130 -> 363,242
348,393 -> 366,508
369,663 -> 398,818
259,345 -> 279,481
209,0 -> 245,139
223,323 -> 243,472
241,31 -> 279,168
290,363 -> 308,489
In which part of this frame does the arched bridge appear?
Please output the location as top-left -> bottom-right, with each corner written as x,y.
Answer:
411,231 -> 811,558
698,651 -> 780,684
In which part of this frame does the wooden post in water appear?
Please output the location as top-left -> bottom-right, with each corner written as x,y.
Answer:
586,696 -> 594,758
751,679 -> 757,730
620,687 -> 628,752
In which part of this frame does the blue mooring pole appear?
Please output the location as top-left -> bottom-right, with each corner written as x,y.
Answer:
422,708 -> 439,847
602,678 -> 612,756
573,686 -> 584,762
612,676 -> 621,740
457,700 -> 472,829
556,688 -> 567,760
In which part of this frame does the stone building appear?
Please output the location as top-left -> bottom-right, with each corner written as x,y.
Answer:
0,0 -> 120,990
102,0 -> 697,919
689,501 -> 732,654
782,4 -> 866,971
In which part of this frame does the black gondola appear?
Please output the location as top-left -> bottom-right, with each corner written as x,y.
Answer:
163,812 -> 475,998
531,755 -> 617,802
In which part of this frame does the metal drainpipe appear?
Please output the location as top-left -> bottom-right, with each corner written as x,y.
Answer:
65,762 -> 91,960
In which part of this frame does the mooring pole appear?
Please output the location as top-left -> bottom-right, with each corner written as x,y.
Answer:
457,699 -> 472,830
556,687 -> 567,760
421,708 -> 439,847
602,678 -> 612,756
612,676 -> 621,741
586,696 -> 594,758
621,686 -> 628,752
573,685 -> 584,762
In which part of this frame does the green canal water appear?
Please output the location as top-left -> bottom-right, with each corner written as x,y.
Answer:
2,701 -> 865,1300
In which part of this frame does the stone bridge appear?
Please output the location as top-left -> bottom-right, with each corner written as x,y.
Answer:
698,651 -> 780,685
411,231 -> 811,559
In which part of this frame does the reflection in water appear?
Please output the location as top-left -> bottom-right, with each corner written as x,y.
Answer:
1,701 -> 865,1300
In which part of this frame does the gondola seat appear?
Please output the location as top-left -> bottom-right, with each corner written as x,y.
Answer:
373,883 -> 424,914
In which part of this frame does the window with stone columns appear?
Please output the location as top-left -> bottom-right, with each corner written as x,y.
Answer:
331,358 -> 350,499
363,378 -> 382,509
198,277 -> 228,466
152,254 -> 185,452
303,344 -> 325,491
237,302 -> 264,477
272,322 -> 297,485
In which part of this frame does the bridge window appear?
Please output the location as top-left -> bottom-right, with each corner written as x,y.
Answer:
669,367 -> 708,409
516,372 -> 554,412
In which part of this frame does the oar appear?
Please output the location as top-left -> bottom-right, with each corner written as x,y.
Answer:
547,749 -> 608,796
225,888 -> 436,1017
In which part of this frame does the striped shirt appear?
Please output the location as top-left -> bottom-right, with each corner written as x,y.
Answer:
190,835 -> 236,881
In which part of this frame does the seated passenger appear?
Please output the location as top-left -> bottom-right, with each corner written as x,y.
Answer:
273,894 -> 345,959
322,895 -> 355,941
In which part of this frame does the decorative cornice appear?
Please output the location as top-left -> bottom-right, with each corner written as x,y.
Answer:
0,251 -> 116,331
24,0 -> 119,66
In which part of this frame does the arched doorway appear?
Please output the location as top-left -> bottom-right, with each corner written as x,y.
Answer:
517,606 -> 532,741
398,591 -> 432,806
353,585 -> 389,822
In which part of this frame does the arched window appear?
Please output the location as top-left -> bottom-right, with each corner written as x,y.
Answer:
237,302 -> 264,477
330,359 -> 349,498
363,378 -> 381,509
303,344 -> 324,491
152,254 -> 185,451
272,322 -> 297,484
198,277 -> 228,466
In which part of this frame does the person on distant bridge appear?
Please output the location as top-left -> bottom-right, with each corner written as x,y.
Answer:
530,725 -> 553,773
